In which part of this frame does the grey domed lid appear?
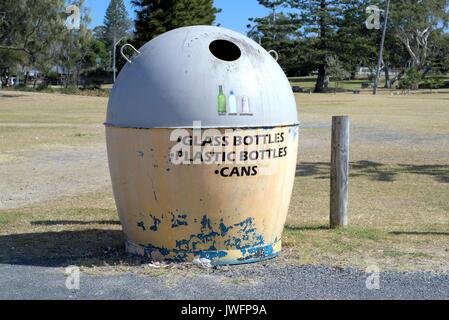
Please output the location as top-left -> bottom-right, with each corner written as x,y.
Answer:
106,26 -> 299,129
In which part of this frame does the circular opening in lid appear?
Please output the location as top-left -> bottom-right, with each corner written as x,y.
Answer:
209,39 -> 241,62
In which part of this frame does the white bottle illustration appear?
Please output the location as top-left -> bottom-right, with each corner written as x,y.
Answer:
240,96 -> 251,115
228,90 -> 237,114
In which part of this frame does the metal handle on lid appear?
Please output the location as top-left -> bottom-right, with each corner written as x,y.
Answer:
121,44 -> 141,64
268,50 -> 279,61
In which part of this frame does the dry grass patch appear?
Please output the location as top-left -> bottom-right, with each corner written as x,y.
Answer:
287,92 -> 449,272
0,91 -> 106,156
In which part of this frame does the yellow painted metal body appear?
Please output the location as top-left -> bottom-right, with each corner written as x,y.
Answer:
106,125 -> 298,265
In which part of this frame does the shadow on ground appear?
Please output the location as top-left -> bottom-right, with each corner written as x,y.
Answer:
296,161 -> 449,183
284,225 -> 329,231
0,93 -> 26,98
390,231 -> 449,236
30,220 -> 121,226
0,228 -> 151,268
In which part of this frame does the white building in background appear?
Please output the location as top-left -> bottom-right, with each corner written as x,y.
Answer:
356,66 -> 400,78
357,67 -> 373,77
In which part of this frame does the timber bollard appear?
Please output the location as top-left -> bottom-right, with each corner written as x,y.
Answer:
330,116 -> 350,228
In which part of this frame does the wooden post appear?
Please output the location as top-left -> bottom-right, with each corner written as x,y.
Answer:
330,116 -> 350,228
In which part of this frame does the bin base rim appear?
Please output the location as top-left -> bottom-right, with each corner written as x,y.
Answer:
125,240 -> 281,265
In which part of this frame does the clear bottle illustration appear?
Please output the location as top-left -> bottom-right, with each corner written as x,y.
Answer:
217,85 -> 226,115
228,90 -> 237,115
240,96 -> 251,115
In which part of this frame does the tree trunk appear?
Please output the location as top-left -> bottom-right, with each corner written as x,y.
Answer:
390,69 -> 405,87
315,64 -> 326,93
314,0 -> 327,93
350,71 -> 356,80
24,71 -> 30,87
384,66 -> 391,88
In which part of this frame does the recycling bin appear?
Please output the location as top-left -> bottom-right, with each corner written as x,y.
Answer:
106,26 -> 299,265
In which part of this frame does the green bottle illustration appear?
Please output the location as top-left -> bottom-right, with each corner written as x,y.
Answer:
217,85 -> 226,115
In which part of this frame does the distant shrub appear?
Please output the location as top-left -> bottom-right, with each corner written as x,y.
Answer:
44,72 -> 60,86
36,83 -> 52,92
59,86 -> 79,95
77,88 -> 109,97
2,84 -> 109,97
420,77 -> 445,90
399,68 -> 422,91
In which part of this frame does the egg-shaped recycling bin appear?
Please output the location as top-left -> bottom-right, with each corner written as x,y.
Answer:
106,26 -> 299,265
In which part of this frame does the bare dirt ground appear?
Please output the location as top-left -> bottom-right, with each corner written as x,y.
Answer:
0,91 -> 110,209
0,144 -> 110,209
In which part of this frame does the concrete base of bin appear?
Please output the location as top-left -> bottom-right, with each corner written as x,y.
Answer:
106,125 -> 298,265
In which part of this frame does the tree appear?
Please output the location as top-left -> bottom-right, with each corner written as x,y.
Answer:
325,55 -> 350,91
335,0 -> 379,79
399,67 -> 421,93
248,0 -> 287,43
58,0 -> 93,86
390,0 -> 449,75
429,31 -> 449,74
0,49 -> 26,87
101,0 -> 132,79
288,0 -> 344,92
381,29 -> 410,88
104,0 -> 132,45
0,0 -> 65,53
132,0 -> 220,47
247,1 -> 302,75
0,0 -> 66,84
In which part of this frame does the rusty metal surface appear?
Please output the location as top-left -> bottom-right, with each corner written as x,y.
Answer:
106,126 -> 299,264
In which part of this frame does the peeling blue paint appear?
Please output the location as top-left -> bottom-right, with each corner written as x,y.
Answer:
136,242 -> 229,263
149,215 -> 161,232
175,239 -> 190,250
219,218 -> 232,236
158,247 -> 170,256
224,237 -> 243,249
137,221 -> 146,231
171,213 -> 188,228
127,240 -> 279,265
172,215 -> 266,257
200,250 -> 228,260
201,215 -> 213,232
289,126 -> 299,142
234,217 -> 253,231
130,215 -> 277,264
238,243 -> 275,262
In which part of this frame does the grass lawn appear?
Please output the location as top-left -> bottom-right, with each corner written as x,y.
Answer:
290,75 -> 449,93
0,90 -> 448,274
0,92 -> 105,163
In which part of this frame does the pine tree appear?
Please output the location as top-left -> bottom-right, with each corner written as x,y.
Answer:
247,1 -> 302,76
429,31 -> 449,74
101,0 -> 131,79
288,0 -> 344,92
132,0 -> 220,47
103,0 -> 131,47
335,1 -> 378,78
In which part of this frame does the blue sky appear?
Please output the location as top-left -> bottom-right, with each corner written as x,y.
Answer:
84,0 -> 270,35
